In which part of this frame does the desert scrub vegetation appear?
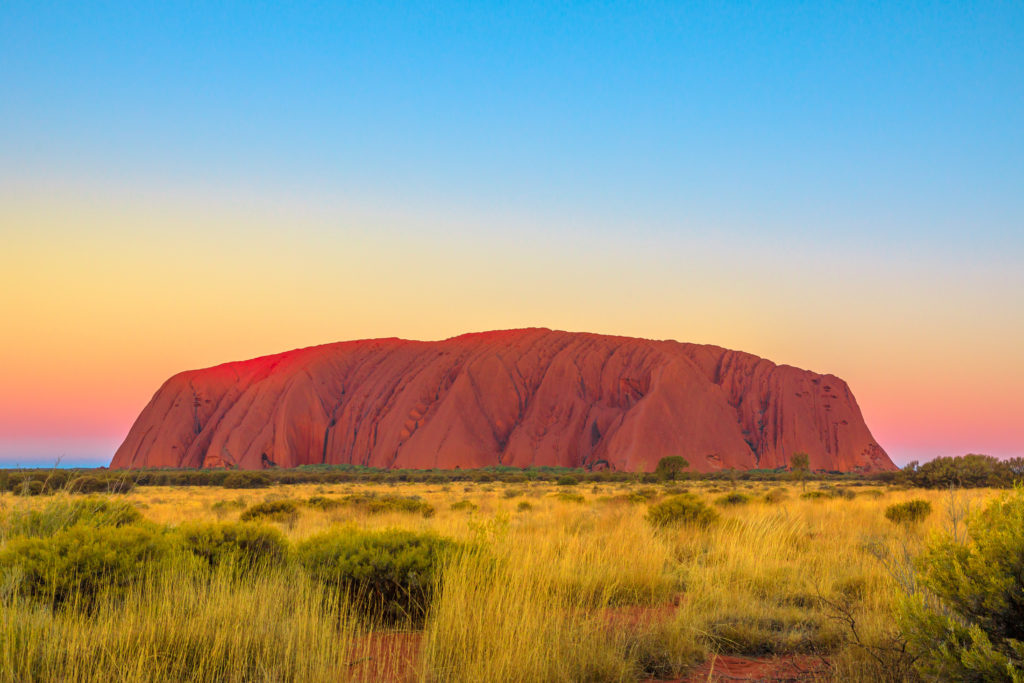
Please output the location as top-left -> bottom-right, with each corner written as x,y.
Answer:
898,488 -> 1024,680
176,521 -> 289,571
0,473 -> 1014,682
884,499 -> 932,526
296,528 -> 454,625
646,493 -> 718,528
239,498 -> 301,524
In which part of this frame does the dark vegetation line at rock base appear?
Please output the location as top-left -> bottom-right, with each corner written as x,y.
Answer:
1,453 -> 1020,496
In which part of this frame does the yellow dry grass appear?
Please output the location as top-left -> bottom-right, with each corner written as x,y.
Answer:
0,479 -> 998,682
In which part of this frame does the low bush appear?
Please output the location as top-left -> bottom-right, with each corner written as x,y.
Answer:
341,493 -> 434,518
209,497 -> 247,519
17,480 -> 44,496
304,495 -> 342,511
763,488 -> 788,504
64,476 -> 107,494
176,522 -> 289,571
222,472 -> 271,489
715,492 -> 751,507
800,491 -> 828,500
4,497 -> 142,538
899,489 -> 1024,679
646,494 -> 718,529
0,524 -> 172,608
239,499 -> 300,524
555,491 -> 586,504
450,500 -> 477,512
516,501 -> 533,512
556,475 -> 578,486
296,529 -> 454,624
884,499 -> 932,526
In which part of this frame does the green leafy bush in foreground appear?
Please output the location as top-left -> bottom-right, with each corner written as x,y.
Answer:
899,488 -> 1024,681
0,524 -> 171,609
884,499 -> 932,526
296,529 -> 454,624
176,522 -> 288,571
646,494 -> 718,529
3,497 -> 142,539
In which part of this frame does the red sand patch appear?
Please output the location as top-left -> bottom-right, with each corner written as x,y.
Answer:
674,654 -> 830,682
602,593 -> 683,629
348,631 -> 422,682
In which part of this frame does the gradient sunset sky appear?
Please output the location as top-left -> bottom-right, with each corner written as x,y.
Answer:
2,2 -> 1022,467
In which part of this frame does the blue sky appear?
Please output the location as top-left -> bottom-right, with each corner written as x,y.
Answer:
2,1 -> 1022,467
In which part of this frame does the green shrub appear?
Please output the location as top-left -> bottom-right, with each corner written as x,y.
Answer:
17,480 -> 44,496
899,489 -> 1024,680
715,492 -> 751,507
238,499 -> 300,524
654,455 -> 690,481
222,472 -> 271,489
0,524 -> 171,608
800,490 -> 828,500
516,501 -> 533,512
210,497 -> 247,519
450,500 -> 477,512
555,491 -> 586,504
296,529 -> 454,624
884,499 -> 932,526
64,476 -> 106,494
646,494 -> 718,528
176,522 -> 288,571
555,475 -> 578,486
502,488 -> 524,498
304,495 -> 342,511
341,493 -> 434,518
4,497 -> 142,538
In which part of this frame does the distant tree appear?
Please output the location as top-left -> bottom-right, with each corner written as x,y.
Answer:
725,467 -> 740,489
911,454 -> 1013,489
790,452 -> 810,491
654,456 -> 689,481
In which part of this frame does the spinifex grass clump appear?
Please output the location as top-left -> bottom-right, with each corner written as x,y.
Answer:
715,492 -> 751,507
239,499 -> 300,524
304,495 -> 342,511
296,528 -> 454,625
3,496 -> 142,539
221,471 -> 272,489
646,494 -> 718,528
884,499 -> 932,526
555,491 -> 586,504
0,524 -> 172,609
176,522 -> 289,571
450,500 -> 477,512
341,492 -> 435,517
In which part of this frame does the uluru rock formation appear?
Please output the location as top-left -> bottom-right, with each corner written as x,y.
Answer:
111,329 -> 894,472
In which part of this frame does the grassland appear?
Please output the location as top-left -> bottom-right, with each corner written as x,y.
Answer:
0,477 -> 1003,682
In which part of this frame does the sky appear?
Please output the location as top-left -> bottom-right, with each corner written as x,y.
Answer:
2,1 -> 1022,467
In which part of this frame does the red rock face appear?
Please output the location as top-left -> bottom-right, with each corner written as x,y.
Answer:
110,329 -> 895,472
